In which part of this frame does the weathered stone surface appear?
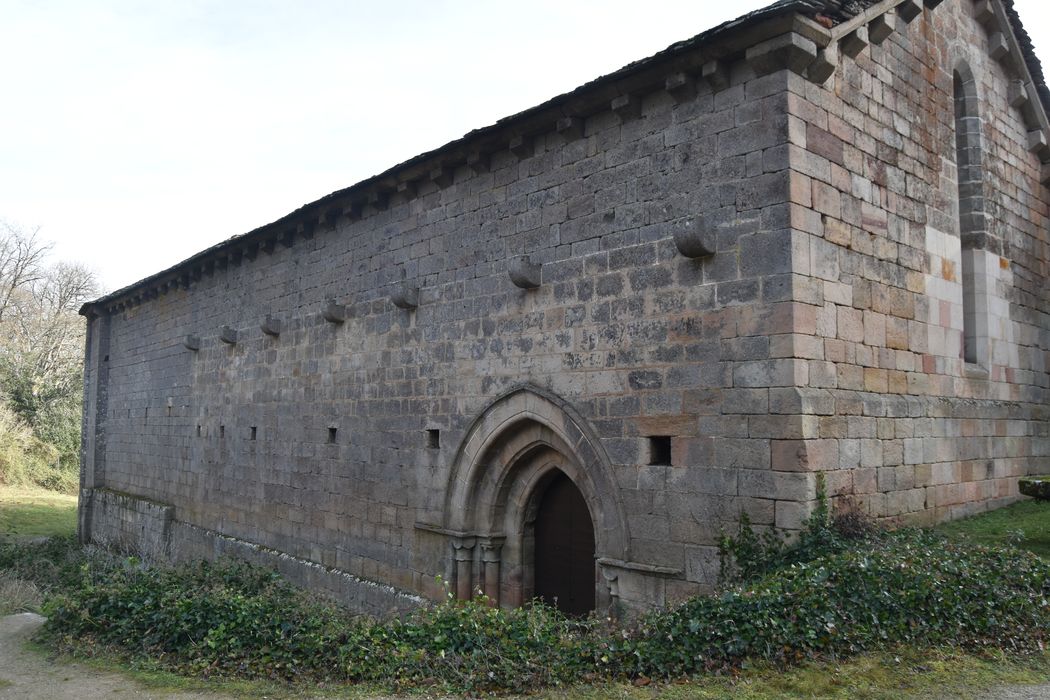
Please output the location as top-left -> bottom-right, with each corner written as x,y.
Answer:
77,0 -> 1049,618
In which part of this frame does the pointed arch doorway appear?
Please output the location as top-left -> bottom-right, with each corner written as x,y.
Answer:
533,470 -> 596,616
441,386 -> 630,615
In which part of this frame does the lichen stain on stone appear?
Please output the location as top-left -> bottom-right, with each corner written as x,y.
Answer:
941,258 -> 956,281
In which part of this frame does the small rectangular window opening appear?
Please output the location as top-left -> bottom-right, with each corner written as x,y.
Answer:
196,425 -> 202,437
250,426 -> 257,440
426,429 -> 440,449
649,436 -> 672,466
219,425 -> 225,439
328,427 -> 338,444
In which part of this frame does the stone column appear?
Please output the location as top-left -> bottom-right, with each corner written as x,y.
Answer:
600,564 -> 621,619
480,537 -> 505,607
451,537 -> 476,601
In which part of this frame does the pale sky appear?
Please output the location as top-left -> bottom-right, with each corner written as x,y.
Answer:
1,1 -> 1047,294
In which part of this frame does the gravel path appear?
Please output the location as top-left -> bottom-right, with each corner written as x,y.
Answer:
0,613 -> 234,700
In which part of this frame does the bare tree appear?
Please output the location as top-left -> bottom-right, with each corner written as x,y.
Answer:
0,220 -> 51,321
0,221 -> 101,476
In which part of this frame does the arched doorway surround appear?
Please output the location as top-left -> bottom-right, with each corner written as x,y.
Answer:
442,385 -> 628,611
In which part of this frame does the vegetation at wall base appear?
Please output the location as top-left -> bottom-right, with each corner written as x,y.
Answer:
4,505 -> 1041,694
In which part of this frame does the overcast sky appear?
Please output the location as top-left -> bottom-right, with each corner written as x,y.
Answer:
1,1 -> 1047,294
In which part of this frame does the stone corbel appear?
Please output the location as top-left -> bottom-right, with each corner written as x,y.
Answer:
508,255 -> 542,289
556,116 -> 584,141
664,72 -> 696,103
466,149 -> 490,174
323,300 -> 347,324
430,166 -> 454,188
701,60 -> 729,92
391,282 -> 419,310
509,134 -> 533,159
672,218 -> 715,259
183,335 -> 200,352
261,315 -> 281,337
745,32 -> 819,77
219,326 -> 238,345
611,94 -> 640,121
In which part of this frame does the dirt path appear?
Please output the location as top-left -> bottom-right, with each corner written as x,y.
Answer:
0,613 -> 234,700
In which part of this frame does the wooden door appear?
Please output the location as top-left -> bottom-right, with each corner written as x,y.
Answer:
533,472 -> 595,616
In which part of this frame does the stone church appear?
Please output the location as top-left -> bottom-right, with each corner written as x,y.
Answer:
79,0 -> 1050,616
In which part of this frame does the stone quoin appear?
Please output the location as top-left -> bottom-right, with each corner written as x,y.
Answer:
78,0 -> 1050,616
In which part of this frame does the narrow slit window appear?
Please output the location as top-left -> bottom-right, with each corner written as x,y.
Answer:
953,65 -> 986,366
648,436 -> 672,466
196,425 -> 202,437
426,429 -> 440,449
328,427 -> 338,444
250,426 -> 257,440
219,425 -> 225,438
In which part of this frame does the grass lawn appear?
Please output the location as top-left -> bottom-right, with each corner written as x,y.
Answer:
0,486 -> 77,538
935,498 -> 1050,559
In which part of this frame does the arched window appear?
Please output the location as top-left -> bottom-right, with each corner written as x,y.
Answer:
953,65 -> 985,365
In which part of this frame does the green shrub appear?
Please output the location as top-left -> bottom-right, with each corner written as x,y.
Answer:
615,530 -> 1049,679
0,403 -> 76,492
35,526 -> 1050,693
719,474 -> 875,583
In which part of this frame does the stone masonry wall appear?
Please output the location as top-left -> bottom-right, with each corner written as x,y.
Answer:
85,59 -> 807,609
80,0 -> 1050,612
783,0 -> 1050,524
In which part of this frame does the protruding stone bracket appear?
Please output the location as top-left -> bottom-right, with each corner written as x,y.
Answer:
261,315 -> 281,337
344,201 -> 364,222
509,134 -> 533,159
672,219 -> 715,259
508,255 -> 542,289
319,208 -> 341,230
1008,80 -> 1029,109
466,149 -> 490,173
1028,130 -> 1050,159
367,189 -> 389,212
988,32 -> 1010,62
896,0 -> 922,23
611,94 -> 640,121
391,283 -> 419,310
556,116 -> 584,141
219,326 -> 238,345
664,72 -> 696,102
840,26 -> 869,58
745,32 -> 819,77
322,300 -> 347,324
807,44 -> 838,84
974,0 -> 996,26
868,14 -> 894,45
430,166 -> 453,188
183,335 -> 200,352
701,60 -> 729,92
396,179 -> 416,199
